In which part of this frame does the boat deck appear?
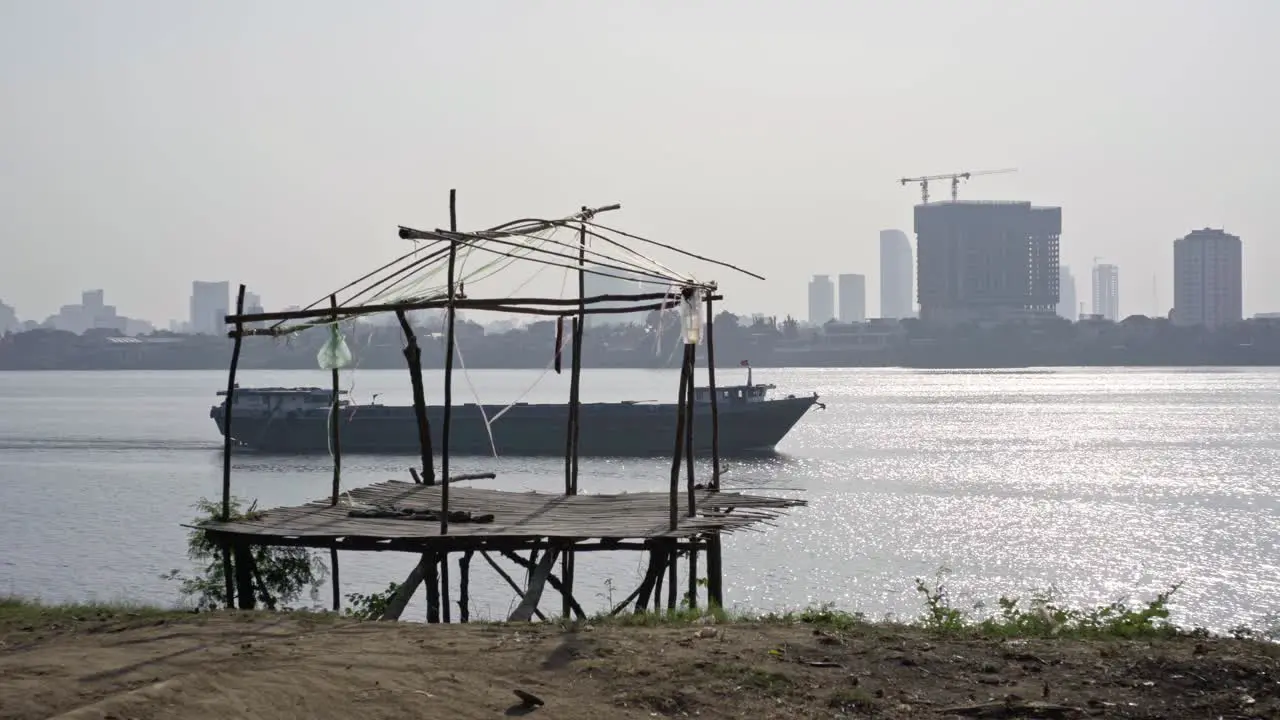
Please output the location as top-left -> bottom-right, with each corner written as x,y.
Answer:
196,480 -> 804,551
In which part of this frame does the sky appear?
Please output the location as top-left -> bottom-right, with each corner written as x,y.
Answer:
1,0 -> 1276,325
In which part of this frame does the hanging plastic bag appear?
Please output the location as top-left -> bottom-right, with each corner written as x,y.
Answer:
680,289 -> 702,345
316,323 -> 353,370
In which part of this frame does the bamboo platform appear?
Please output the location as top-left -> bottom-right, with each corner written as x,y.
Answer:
207,192 -> 802,622
196,481 -> 804,551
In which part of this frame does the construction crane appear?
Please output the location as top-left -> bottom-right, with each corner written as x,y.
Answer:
898,168 -> 1018,204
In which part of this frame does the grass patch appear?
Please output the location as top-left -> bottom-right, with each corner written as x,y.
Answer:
0,595 -> 180,633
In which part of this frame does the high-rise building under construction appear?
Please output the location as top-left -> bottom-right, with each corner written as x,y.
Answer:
913,201 -> 1060,325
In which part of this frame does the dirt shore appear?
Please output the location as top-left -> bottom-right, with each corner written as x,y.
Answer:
1,607 -> 1276,719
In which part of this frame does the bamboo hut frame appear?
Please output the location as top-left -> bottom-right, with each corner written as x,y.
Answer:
200,190 -> 800,621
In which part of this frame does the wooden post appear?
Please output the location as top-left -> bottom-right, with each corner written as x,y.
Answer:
427,188 -> 461,624
330,547 -> 340,612
458,550 -> 473,622
687,542 -> 698,610
395,310 -> 435,484
685,338 -> 696,517
329,295 -> 342,505
509,548 -> 560,622
440,553 -> 451,624
425,552 -> 441,624
668,344 -> 692,530
233,543 -> 255,610
221,284 -> 246,609
666,542 -> 678,611
561,218 -> 587,618
441,188 -> 458,535
704,294 -> 724,608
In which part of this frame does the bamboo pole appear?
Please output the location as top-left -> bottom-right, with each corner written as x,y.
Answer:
685,336 -> 696,517
668,343 -> 692,530
441,188 -> 458,534
431,188 -> 461,624
561,219 -> 587,618
703,295 -> 724,608
329,295 -> 342,505
395,309 -> 435,484
220,284 -> 246,609
330,547 -> 340,611
458,550 -> 473,622
666,543 -> 678,611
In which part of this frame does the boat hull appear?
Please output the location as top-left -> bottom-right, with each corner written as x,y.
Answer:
212,397 -> 817,456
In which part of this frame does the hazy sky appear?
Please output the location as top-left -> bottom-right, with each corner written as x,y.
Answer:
2,0 -> 1275,324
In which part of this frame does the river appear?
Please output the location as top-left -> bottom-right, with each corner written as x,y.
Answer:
1,367 -> 1277,632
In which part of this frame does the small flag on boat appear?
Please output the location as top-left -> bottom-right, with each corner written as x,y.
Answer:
740,359 -> 750,367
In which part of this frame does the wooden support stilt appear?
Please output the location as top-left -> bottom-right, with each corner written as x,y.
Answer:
704,293 -> 721,488
652,556 -> 665,613
668,344 -> 692,530
330,547 -> 340,612
561,218 -> 587,619
685,342 -> 696,517
395,309 -> 435,484
458,550 -> 473,622
441,188 -> 458,532
328,295 -> 343,505
440,552 -> 451,624
687,544 -> 698,610
704,295 -> 725,608
666,542 -> 678,611
480,551 -> 547,622
425,552 -> 441,624
380,555 -> 429,621
509,548 -> 560,622
634,548 -> 665,613
232,543 -> 255,610
498,549 -> 586,620
220,284 -> 246,610
435,189 -> 459,623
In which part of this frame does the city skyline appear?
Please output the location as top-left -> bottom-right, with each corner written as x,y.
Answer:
2,3 -> 1275,325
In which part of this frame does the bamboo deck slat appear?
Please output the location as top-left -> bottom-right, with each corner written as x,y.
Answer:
197,480 -> 804,543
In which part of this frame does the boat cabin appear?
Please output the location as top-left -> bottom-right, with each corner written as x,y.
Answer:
216,386 -> 346,414
693,383 -> 775,405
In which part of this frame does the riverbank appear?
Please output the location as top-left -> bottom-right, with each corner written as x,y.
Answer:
2,599 -> 1275,719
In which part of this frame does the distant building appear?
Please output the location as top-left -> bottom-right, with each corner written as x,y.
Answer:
914,201 -> 1060,325
1173,228 -> 1242,329
0,299 -> 17,334
1057,266 -> 1078,320
807,275 -> 835,324
190,281 -> 230,335
837,274 -> 866,323
41,289 -> 145,334
1091,264 -> 1120,321
244,291 -> 264,314
879,229 -> 913,319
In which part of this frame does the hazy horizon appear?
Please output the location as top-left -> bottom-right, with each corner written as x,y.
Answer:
2,1 -> 1275,325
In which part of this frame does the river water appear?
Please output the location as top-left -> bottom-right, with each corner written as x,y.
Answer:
1,367 -> 1277,631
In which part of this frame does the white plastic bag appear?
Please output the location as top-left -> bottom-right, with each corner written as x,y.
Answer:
680,291 -> 702,345
316,323 -> 353,370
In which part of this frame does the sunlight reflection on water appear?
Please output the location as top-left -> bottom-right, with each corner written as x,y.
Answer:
1,367 -> 1277,631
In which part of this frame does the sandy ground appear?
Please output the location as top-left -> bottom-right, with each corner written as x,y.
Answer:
1,608 -> 1277,719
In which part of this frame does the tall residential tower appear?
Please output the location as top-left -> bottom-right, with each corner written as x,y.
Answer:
879,229 -> 913,319
914,201 -> 1060,325
837,274 -> 866,323
1173,228 -> 1242,328
1091,264 -> 1119,321
807,275 -> 835,324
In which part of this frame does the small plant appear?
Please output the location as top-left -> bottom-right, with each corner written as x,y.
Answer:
915,569 -> 965,632
344,582 -> 401,620
161,497 -> 328,611
910,569 -> 1186,639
